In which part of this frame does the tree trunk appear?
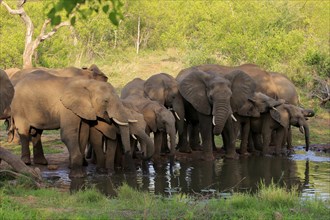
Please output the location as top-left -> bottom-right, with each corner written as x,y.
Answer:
0,146 -> 41,180
1,0 -> 71,68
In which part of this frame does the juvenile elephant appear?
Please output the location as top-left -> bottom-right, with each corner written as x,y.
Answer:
89,102 -> 154,173
10,70 -> 131,178
176,68 -> 257,159
121,94 -> 177,163
250,103 -> 310,155
234,92 -> 285,155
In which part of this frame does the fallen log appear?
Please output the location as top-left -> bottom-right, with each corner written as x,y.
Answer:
0,146 -> 42,181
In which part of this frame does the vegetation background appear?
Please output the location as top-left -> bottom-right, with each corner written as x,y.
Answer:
0,0 -> 329,144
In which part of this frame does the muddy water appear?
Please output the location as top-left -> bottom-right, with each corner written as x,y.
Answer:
43,147 -> 330,200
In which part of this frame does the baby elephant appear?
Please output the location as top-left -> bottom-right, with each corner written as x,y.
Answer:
250,103 -> 310,155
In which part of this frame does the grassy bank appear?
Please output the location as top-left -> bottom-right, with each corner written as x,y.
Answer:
0,180 -> 329,220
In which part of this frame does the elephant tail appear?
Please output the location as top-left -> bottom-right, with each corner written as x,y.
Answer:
7,116 -> 16,143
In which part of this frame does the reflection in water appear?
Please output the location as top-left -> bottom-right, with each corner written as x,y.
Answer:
42,150 -> 330,200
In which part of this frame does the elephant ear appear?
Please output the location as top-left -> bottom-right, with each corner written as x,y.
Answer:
88,64 -> 108,81
142,105 -> 157,132
270,108 -> 288,128
60,81 -> 97,120
94,120 -> 117,140
0,70 -> 14,114
178,70 -> 211,115
225,70 -> 256,113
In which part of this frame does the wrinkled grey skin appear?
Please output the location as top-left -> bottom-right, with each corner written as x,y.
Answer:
121,78 -> 178,162
176,68 -> 257,159
250,103 -> 310,155
10,70 -> 129,178
0,69 -> 14,116
88,102 -> 154,173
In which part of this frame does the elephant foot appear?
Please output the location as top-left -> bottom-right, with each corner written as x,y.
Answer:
191,145 -> 203,151
33,156 -> 48,165
83,158 -> 88,166
200,151 -> 215,161
69,167 -> 86,178
21,156 -> 31,165
225,152 -> 239,160
179,146 -> 192,153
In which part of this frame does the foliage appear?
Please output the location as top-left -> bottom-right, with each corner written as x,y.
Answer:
47,0 -> 124,26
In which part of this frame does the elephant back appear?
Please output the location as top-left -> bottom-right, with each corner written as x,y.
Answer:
121,78 -> 145,99
270,72 -> 299,105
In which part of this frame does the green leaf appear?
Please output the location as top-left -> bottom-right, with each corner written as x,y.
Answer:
103,5 -> 109,13
51,15 -> 62,26
109,11 -> 119,26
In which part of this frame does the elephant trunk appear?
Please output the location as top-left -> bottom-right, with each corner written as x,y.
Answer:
302,123 -> 310,152
119,125 -> 135,171
213,100 -> 230,135
137,131 -> 154,160
166,123 -> 177,156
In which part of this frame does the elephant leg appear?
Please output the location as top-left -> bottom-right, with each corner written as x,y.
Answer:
262,130 -> 272,156
177,122 -> 191,153
273,129 -> 285,156
89,127 -> 105,171
286,126 -> 293,152
15,120 -> 31,165
105,138 -> 117,174
198,114 -> 214,160
152,131 -> 162,162
239,122 -> 250,156
161,132 -> 170,154
31,129 -> 48,165
247,132 -> 256,153
79,120 -> 90,166
189,123 -> 202,151
60,116 -> 85,178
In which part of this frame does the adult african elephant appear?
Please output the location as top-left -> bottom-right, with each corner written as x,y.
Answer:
194,64 -> 314,151
121,78 -> 178,162
89,102 -> 154,173
250,103 -> 310,155
10,64 -> 107,86
10,70 -> 131,178
176,68 -> 257,159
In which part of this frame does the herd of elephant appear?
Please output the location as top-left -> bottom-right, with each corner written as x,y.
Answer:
0,63 -> 315,178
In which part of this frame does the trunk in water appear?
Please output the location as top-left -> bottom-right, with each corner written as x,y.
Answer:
213,101 -> 230,135
119,125 -> 135,171
137,131 -> 154,159
303,124 -> 310,151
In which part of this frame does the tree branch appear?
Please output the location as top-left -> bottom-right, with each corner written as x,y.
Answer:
40,20 -> 71,41
1,1 -> 24,15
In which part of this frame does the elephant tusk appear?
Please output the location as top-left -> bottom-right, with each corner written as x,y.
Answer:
272,107 -> 278,111
128,119 -> 138,123
174,111 -> 181,120
212,116 -> 216,126
112,118 -> 128,126
299,125 -> 305,134
231,114 -> 237,122
184,118 -> 186,122
131,134 -> 137,140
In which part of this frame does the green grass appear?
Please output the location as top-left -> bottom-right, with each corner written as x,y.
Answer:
0,181 -> 329,220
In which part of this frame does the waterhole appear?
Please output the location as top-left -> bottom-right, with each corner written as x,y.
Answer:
42,146 -> 330,200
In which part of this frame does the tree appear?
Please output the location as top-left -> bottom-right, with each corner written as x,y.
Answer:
1,0 -> 123,68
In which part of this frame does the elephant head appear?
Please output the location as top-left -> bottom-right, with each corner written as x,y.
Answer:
86,64 -> 108,82
270,104 -> 310,151
0,69 -> 14,116
144,73 -> 185,134
60,79 -> 132,155
143,102 -> 177,157
178,69 -> 256,135
237,92 -> 285,117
